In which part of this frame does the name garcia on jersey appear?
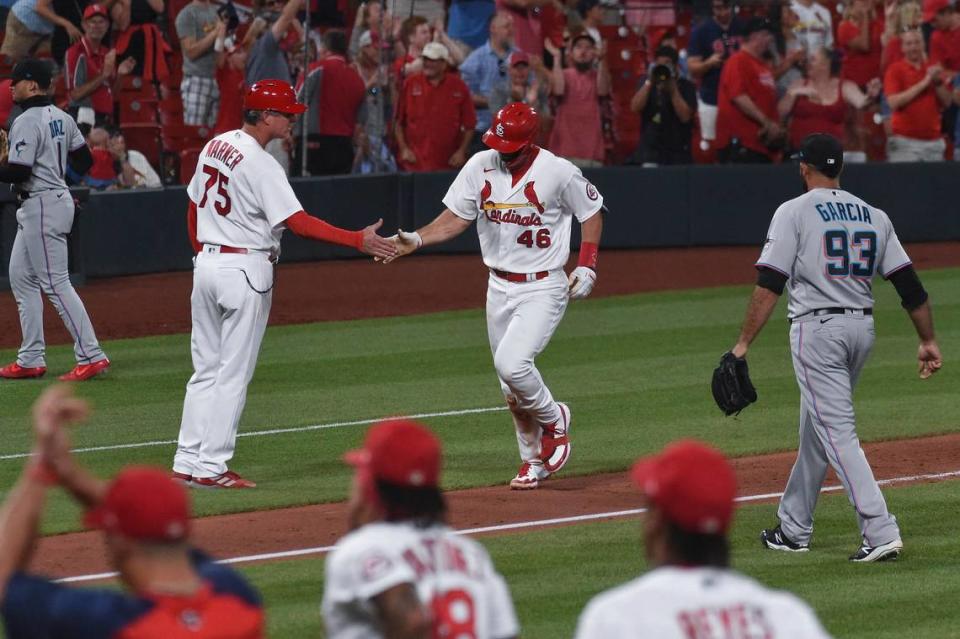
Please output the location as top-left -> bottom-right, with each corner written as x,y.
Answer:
815,201 -> 872,224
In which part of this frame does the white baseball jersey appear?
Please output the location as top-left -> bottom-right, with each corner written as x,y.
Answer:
442,148 -> 603,273
323,521 -> 519,639
575,566 -> 832,639
756,187 -> 911,319
790,1 -> 833,52
187,129 -> 303,253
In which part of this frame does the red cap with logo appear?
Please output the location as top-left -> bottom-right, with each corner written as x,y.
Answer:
83,4 -> 108,19
631,440 -> 737,535
482,102 -> 539,153
84,466 -> 191,542
344,419 -> 441,488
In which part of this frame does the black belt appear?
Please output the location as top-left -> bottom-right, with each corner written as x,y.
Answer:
790,307 -> 873,323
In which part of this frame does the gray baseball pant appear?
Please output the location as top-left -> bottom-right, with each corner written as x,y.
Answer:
778,313 -> 900,547
8,190 -> 105,367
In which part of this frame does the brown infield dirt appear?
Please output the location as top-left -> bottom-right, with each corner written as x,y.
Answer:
2,242 -> 958,579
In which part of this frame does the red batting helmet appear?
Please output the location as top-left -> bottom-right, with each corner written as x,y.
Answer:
482,102 -> 539,153
243,79 -> 307,114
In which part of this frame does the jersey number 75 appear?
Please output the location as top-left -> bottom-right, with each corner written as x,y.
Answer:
199,165 -> 232,216
824,230 -> 877,278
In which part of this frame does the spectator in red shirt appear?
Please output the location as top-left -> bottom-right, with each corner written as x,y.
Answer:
716,17 -> 783,163
779,48 -> 881,151
884,29 -> 953,161
395,42 -> 477,172
882,0 -> 923,73
545,32 -> 610,167
393,15 -> 431,85
837,0 -> 883,88
65,4 -> 135,126
495,0 -> 547,57
298,29 -> 366,175
930,4 -> 960,72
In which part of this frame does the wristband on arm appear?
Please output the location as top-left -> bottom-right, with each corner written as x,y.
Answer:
285,211 -> 364,250
577,241 -> 599,270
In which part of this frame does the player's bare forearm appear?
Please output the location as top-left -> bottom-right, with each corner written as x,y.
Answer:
418,209 -> 472,246
373,583 -> 431,639
0,468 -> 49,599
54,459 -> 109,509
732,285 -> 780,357
580,210 -> 602,245
908,299 -> 936,343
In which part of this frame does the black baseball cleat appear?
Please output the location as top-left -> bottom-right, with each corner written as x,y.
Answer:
849,538 -> 903,563
760,525 -> 810,552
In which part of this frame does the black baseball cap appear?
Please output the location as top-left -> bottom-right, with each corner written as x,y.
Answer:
744,16 -> 774,36
11,59 -> 52,89
796,133 -> 844,178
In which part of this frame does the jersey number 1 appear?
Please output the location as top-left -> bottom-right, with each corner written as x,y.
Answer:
824,230 -> 877,277
199,165 -> 232,216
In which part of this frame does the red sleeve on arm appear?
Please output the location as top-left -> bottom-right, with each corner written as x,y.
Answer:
187,201 -> 201,254
285,210 -> 364,250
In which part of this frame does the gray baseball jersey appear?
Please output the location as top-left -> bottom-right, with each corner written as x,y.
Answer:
6,103 -> 105,369
756,187 -> 911,318
759,186 -> 904,551
8,103 -> 84,193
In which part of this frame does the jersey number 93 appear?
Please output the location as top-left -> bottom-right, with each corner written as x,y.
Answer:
824,230 -> 877,278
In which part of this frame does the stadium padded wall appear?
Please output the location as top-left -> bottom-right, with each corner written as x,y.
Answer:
0,162 -> 957,286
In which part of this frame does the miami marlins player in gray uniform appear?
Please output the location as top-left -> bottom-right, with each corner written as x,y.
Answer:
727,134 -> 942,563
0,60 -> 110,382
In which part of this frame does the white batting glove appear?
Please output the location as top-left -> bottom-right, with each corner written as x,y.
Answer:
377,230 -> 422,264
568,266 -> 596,300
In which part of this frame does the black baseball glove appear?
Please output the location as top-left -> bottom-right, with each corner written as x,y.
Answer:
712,351 -> 758,416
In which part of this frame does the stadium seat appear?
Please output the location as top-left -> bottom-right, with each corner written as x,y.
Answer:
119,97 -> 159,125
178,148 -> 202,184
120,124 -> 162,168
117,75 -> 158,100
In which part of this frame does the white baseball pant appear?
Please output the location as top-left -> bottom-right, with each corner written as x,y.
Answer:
486,270 -> 567,462
173,247 -> 273,479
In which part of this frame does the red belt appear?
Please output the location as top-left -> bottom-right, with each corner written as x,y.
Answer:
218,246 -> 249,254
492,269 -> 550,283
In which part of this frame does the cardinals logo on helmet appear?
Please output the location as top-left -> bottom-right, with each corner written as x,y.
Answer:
496,123 -> 505,137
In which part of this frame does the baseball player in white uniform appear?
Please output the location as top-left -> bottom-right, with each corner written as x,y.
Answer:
385,102 -> 604,490
323,418 -> 519,639
575,440 -> 832,639
727,134 -> 942,562
0,59 -> 111,383
171,80 -> 396,489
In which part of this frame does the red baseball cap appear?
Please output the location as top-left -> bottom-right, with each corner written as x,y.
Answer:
631,440 -> 737,535
345,419 -> 441,488
509,51 -> 531,67
84,466 -> 191,542
83,4 -> 108,19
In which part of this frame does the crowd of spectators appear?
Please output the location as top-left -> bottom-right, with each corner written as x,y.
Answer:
0,0 -> 957,188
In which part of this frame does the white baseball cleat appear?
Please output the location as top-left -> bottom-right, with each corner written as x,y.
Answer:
540,402 -> 572,474
849,538 -> 903,562
510,460 -> 549,490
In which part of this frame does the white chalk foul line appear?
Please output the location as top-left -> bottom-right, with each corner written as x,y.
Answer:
0,406 -> 509,462
55,467 -> 960,585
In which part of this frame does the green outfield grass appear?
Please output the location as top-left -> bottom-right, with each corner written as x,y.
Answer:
241,479 -> 960,639
1,268 -> 958,534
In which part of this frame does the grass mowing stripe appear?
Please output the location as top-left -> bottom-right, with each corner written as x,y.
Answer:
0,405 -> 509,462
54,467 -> 960,585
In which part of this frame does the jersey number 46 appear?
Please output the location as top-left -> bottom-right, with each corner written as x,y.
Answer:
199,165 -> 232,216
824,230 -> 876,278
517,229 -> 551,249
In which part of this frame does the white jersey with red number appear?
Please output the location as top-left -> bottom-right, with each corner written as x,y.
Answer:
442,148 -> 603,273
322,521 -> 519,639
187,129 -> 303,254
575,567 -> 832,639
